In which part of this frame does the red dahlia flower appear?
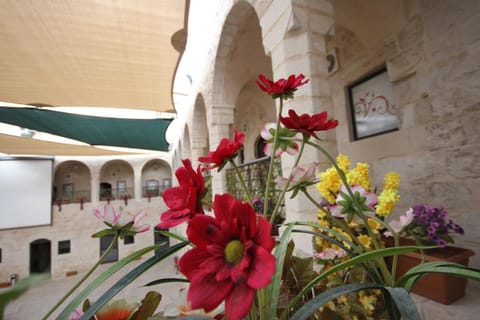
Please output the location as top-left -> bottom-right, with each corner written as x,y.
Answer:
178,194 -> 276,320
256,73 -> 309,99
157,159 -> 205,229
198,129 -> 245,171
280,109 -> 338,138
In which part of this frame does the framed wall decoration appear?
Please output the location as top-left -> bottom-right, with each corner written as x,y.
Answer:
347,67 -> 398,140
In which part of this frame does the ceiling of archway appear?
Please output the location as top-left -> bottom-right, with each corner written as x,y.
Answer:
0,0 -> 188,156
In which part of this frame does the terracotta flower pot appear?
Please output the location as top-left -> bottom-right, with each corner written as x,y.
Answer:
387,237 -> 474,305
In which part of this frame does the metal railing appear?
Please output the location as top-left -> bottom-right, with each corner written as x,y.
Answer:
99,187 -> 134,201
142,186 -> 169,198
225,157 -> 284,218
53,189 -> 90,204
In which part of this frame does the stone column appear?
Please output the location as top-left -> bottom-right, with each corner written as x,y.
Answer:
191,129 -> 210,168
91,170 -> 99,203
207,104 -> 235,196
261,0 -> 336,252
133,166 -> 142,202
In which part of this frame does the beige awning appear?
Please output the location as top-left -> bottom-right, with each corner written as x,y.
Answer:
0,133 -> 138,156
0,0 -> 188,113
0,0 -> 188,156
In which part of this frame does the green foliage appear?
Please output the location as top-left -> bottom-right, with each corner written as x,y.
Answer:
79,242 -> 189,320
56,243 -> 185,320
130,291 -> 162,320
277,240 -> 321,318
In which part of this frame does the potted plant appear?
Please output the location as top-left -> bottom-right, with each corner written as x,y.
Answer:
385,204 -> 474,304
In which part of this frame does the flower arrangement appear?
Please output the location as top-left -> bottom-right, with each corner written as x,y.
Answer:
2,73 -> 480,320
310,155 -> 401,319
387,204 -> 464,247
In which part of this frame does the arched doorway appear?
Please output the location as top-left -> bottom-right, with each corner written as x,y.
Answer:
30,239 -> 51,274
99,182 -> 112,200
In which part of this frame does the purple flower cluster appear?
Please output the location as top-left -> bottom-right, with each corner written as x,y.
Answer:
252,197 -> 265,213
410,204 -> 464,247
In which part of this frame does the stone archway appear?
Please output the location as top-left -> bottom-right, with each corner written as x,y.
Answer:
191,94 -> 209,167
208,1 -> 273,194
141,159 -> 171,197
99,159 -> 134,200
53,160 -> 91,203
182,125 -> 192,162
233,80 -> 275,163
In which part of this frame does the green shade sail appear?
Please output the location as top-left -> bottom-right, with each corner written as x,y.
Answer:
0,107 -> 172,152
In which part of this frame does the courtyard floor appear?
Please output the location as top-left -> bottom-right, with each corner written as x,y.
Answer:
2,255 -> 480,319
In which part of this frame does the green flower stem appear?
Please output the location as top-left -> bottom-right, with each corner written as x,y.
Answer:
41,232 -> 120,320
269,135 -> 307,225
302,188 -> 362,251
302,189 -> 386,284
257,287 -> 267,320
263,97 -> 284,217
228,159 -> 253,205
364,213 -> 402,280
248,299 -> 258,320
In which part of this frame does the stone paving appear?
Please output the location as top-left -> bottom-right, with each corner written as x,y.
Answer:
2,256 -> 480,320
2,255 -> 186,320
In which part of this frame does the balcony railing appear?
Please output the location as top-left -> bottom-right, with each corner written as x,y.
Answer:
53,189 -> 91,204
225,157 -> 284,219
99,187 -> 134,201
53,186 -> 170,204
142,186 -> 169,198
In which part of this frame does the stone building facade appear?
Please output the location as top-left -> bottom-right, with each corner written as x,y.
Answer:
172,0 -> 480,270
0,154 -> 172,283
0,1 -> 478,309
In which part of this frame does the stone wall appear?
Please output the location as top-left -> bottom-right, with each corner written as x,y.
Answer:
173,0 -> 480,264
0,198 -> 167,282
328,0 -> 480,268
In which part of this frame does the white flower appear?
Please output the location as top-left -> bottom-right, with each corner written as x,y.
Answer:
276,162 -> 318,189
164,288 -> 224,318
314,248 -> 347,260
385,208 -> 414,237
93,204 -> 151,233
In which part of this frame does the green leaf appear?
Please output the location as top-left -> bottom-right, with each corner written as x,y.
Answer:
396,261 -> 480,291
281,245 -> 429,318
91,228 -> 115,238
130,291 -> 162,320
143,278 -> 190,287
156,229 -> 189,243
80,241 -> 189,320
57,244 -> 166,320
0,274 -> 48,317
385,287 -> 422,320
266,223 -> 294,318
289,284 -> 422,320
288,283 -> 372,320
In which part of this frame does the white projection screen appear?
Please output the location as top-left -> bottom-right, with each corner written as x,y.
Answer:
0,157 -> 54,229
